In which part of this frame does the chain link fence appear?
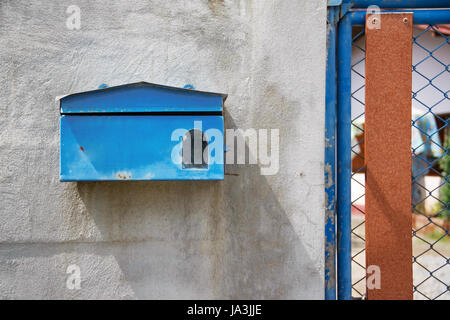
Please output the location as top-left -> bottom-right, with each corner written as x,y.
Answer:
349,24 -> 450,300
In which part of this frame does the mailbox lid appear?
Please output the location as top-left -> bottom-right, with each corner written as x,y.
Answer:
60,82 -> 227,114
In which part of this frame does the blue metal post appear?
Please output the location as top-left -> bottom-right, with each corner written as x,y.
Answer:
351,0 -> 450,9
336,12 -> 352,300
325,5 -> 337,301
350,9 -> 450,26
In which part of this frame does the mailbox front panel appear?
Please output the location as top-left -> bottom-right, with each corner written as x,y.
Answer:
60,115 -> 224,181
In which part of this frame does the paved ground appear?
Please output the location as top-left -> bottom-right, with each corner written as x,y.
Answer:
350,215 -> 450,300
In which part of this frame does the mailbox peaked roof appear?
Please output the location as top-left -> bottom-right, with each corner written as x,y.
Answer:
60,81 -> 227,114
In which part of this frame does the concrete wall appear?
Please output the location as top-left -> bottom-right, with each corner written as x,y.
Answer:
0,0 -> 326,299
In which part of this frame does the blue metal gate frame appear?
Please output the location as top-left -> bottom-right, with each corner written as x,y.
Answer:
325,0 -> 450,300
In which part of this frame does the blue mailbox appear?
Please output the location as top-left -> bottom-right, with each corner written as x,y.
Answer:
60,82 -> 227,181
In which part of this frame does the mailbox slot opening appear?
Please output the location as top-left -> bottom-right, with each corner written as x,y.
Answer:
182,129 -> 208,169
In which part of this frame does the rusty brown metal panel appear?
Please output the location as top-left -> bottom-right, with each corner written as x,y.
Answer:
365,12 -> 413,300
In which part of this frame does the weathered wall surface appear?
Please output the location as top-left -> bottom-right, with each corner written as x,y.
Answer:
0,0 -> 326,299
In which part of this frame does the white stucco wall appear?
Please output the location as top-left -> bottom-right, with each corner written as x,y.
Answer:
0,0 -> 326,299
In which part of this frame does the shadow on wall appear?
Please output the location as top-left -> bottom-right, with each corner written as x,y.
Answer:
75,109 -> 320,299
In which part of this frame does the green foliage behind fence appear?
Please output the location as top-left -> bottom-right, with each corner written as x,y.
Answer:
439,127 -> 450,221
